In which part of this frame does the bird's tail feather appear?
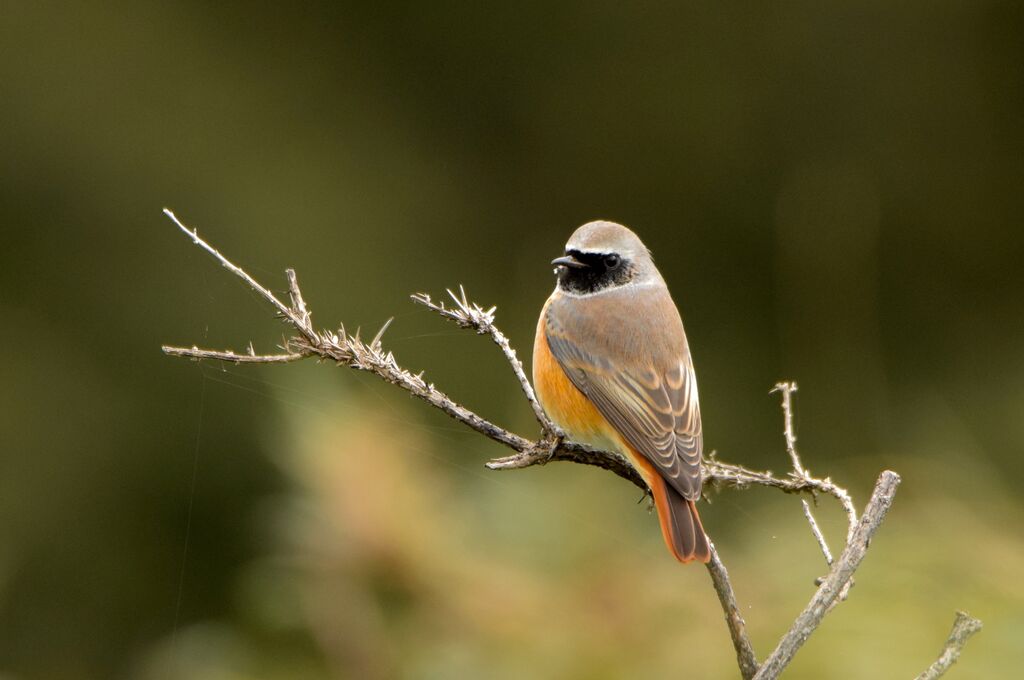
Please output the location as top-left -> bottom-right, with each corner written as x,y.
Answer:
650,476 -> 710,564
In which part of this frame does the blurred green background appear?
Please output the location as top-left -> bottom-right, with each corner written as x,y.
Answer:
2,2 -> 1022,678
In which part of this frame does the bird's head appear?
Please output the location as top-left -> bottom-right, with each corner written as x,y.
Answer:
552,220 -> 660,295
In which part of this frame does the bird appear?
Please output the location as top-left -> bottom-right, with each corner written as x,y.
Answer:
533,220 -> 710,563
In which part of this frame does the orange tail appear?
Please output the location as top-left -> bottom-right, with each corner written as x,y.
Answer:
649,475 -> 710,564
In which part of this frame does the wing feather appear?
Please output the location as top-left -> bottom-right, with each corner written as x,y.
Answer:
546,321 -> 702,499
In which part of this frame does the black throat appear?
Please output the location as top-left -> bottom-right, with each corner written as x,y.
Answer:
556,250 -> 635,294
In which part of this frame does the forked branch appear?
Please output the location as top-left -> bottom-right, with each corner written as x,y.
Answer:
161,210 -> 978,679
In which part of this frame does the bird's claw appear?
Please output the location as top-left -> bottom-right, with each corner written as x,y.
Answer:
542,432 -> 564,460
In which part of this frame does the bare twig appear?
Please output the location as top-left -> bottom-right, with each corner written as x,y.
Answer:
286,268 -> 311,330
161,346 -> 307,363
801,503 -> 834,568
161,210 -> 978,680
772,382 -> 805,476
914,611 -> 983,680
162,211 -> 541,457
706,542 -> 759,680
700,456 -> 857,518
411,287 -> 557,437
771,381 -> 841,597
753,470 -> 901,679
163,209 -> 313,340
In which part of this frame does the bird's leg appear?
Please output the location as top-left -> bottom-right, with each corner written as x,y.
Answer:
541,429 -> 565,460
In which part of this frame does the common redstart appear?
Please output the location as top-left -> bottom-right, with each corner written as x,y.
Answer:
533,221 -> 710,563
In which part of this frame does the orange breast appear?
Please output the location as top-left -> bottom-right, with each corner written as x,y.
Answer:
532,301 -> 659,488
533,299 -> 614,447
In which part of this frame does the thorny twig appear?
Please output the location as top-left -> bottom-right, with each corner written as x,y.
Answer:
771,382 -> 843,594
161,210 -> 979,680
411,288 -> 562,447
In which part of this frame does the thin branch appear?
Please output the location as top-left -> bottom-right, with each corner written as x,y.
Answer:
161,346 -> 307,363
163,231 -> 541,459
771,381 -> 840,590
411,287 -> 558,437
700,456 -> 857,515
801,502 -> 834,568
914,611 -> 983,680
161,209 -> 978,680
162,208 -> 312,339
706,542 -> 759,680
752,470 -> 902,680
772,382 -> 805,476
286,268 -> 312,330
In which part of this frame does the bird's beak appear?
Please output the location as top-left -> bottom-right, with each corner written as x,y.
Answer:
551,254 -> 588,269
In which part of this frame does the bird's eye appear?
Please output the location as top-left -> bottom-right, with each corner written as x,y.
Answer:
604,254 -> 621,269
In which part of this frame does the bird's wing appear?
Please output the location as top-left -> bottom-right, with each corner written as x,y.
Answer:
545,302 -> 702,499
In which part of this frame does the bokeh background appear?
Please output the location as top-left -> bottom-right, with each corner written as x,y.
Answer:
2,2 -> 1022,678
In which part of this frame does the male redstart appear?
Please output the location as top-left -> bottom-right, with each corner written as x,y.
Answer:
533,221 -> 710,563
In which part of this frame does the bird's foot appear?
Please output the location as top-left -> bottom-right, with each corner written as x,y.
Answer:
541,431 -> 564,461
